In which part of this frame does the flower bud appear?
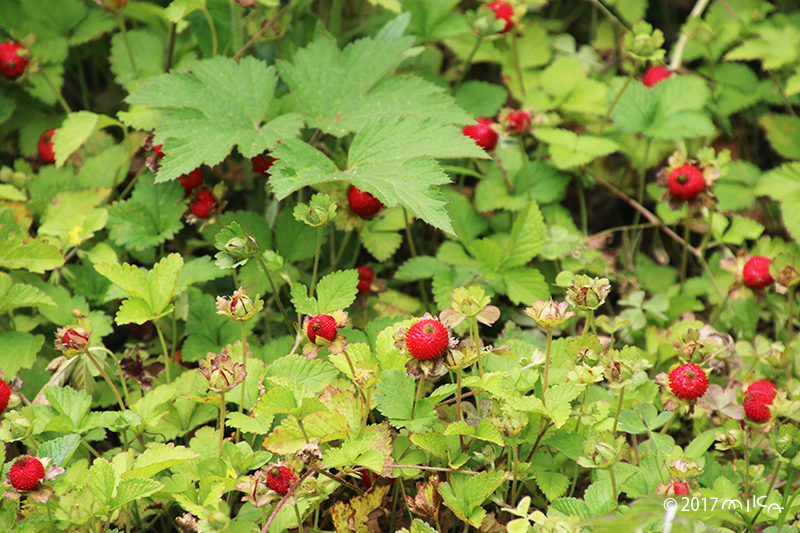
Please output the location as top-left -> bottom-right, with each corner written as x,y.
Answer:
524,300 -> 575,331
216,287 -> 263,322
566,275 -> 611,311
199,354 -> 246,393
55,326 -> 90,356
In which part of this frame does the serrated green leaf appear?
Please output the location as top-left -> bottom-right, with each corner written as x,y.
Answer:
454,81 -> 508,118
409,432 -> 447,458
291,283 -> 317,315
755,162 -> 800,241
395,256 -> 448,282
0,331 -> 41,380
0,273 -> 56,314
534,128 -> 619,170
439,471 -> 507,527
0,233 -> 64,273
126,57 -> 303,182
175,256 -> 227,295
324,432 -> 386,472
267,354 -> 339,393
534,470 -> 570,501
44,385 -> 92,431
610,75 -> 714,140
317,269 -> 359,313
375,369 -> 437,430
110,30 -> 167,92
111,477 -> 164,508
37,434 -> 81,466
89,458 -> 118,506
226,411 -> 274,435
759,114 -> 800,160
503,267 -> 549,305
725,25 -> 800,70
107,173 -> 186,250
262,409 -> 350,455
53,112 -> 122,167
584,479 -> 615,516
720,216 -> 765,245
550,497 -> 591,520
360,225 -> 404,262
502,202 -> 546,269
122,443 -> 199,479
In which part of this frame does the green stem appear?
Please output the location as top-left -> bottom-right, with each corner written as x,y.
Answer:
543,329 -> 553,403
296,416 -> 310,444
659,411 -> 677,434
331,230 -> 352,272
471,318 -> 484,379
631,138 -> 652,241
330,0 -> 344,36
455,367 -> 463,423
85,350 -> 127,439
165,22 -> 177,72
218,392 -> 226,458
576,177 -> 588,235
411,375 -> 425,420
519,139 -> 531,199
154,320 -> 171,382
310,226 -> 324,298
404,208 -> 432,313
512,33 -> 525,96
239,321 -> 248,418
117,15 -> 137,76
669,0 -> 714,71
611,388 -> 624,435
787,286 -> 796,345
510,435 -> 520,504
610,465 -> 618,506
598,68 -> 636,136
254,253 -> 296,333
679,223 -> 690,293
293,502 -> 304,530
583,309 -> 595,337
777,466 -> 798,529
202,7 -> 219,57
230,0 -> 243,53
453,35 -> 483,92
39,69 -> 72,115
441,165 -> 485,180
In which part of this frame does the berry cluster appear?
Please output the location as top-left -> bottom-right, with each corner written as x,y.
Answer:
356,266 -> 374,295
743,380 -> 776,423
190,189 -> 216,219
668,363 -> 708,401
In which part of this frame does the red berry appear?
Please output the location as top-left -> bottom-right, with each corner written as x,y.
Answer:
668,481 -> 690,495
744,389 -> 774,423
485,0 -> 514,33
507,110 -> 531,133
189,189 -> 216,219
38,129 -> 56,165
9,456 -> 45,491
357,266 -> 374,295
668,363 -> 708,400
360,469 -> 373,489
745,380 -> 777,400
463,118 -> 498,151
348,186 -> 384,218
742,256 -> 774,290
266,466 -> 296,496
0,380 -> 10,412
153,144 -> 165,158
405,318 -> 449,361
251,154 -> 278,177
667,164 -> 705,201
307,314 -> 338,343
179,168 -> 204,194
642,66 -> 671,88
0,41 -> 27,79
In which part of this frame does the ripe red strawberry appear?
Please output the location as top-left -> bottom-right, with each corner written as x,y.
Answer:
189,189 -> 216,219
667,481 -> 690,495
463,118 -> 498,151
0,380 -> 10,412
357,266 -> 374,295
744,389 -> 774,423
485,0 -> 514,33
642,66 -> 671,88
348,186 -> 384,218
9,456 -> 45,491
179,168 -> 204,195
307,314 -> 338,343
742,256 -> 774,290
38,129 -> 56,165
745,380 -> 777,400
507,110 -> 531,133
251,154 -> 278,177
153,144 -> 165,158
0,41 -> 27,79
667,164 -> 705,201
360,469 -> 373,490
668,362 -> 708,400
266,466 -> 296,496
406,318 -> 449,361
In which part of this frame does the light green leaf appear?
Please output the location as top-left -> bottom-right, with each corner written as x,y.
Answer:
534,128 -> 619,170
111,477 -> 164,508
38,434 -> 81,467
439,471 -> 507,527
755,163 -> 800,241
502,202 -> 546,269
175,256 -> 227,295
227,412 -> 274,435
44,385 -> 92,431
126,57 -> 303,182
0,273 -> 56,314
110,30 -> 168,92
290,283 -> 317,316
89,458 -> 117,506
0,332 -> 44,379
454,81 -> 508,118
720,216 -> 765,245
375,369 -> 437,430
316,269 -> 359,313
395,256 -> 449,282
534,470 -> 570,501
409,432 -> 447,458
0,234 -> 64,273
164,0 -> 205,22
122,443 -> 200,479
725,25 -> 800,70
503,267 -> 549,305
759,114 -> 800,160
266,354 -> 339,394
54,111 -> 123,167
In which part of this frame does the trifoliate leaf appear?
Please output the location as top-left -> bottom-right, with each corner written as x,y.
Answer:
439,471 -> 507,527
95,253 -> 183,325
277,17 -> 470,137
126,56 -> 304,182
107,173 -> 185,251
534,128 -> 619,170
610,75 -> 715,140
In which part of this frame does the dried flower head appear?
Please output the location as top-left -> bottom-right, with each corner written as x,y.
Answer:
566,275 -> 611,310
524,300 -> 576,331
198,353 -> 246,393
216,287 -> 263,322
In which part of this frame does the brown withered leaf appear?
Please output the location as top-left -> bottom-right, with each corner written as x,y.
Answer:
406,474 -> 441,522
120,353 -> 165,391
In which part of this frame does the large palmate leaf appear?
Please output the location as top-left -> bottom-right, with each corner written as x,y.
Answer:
277,14 -> 471,137
270,117 -> 486,234
126,56 -> 303,182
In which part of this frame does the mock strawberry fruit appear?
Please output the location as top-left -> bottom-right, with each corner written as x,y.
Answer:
9,456 -> 45,491
153,144 -> 165,158
667,164 -> 705,201
38,129 -> 56,165
0,41 -> 27,79
668,481 -> 690,495
485,0 -> 514,33
642,66 -> 671,88
348,186 -> 384,218
406,318 -> 449,361
507,110 -> 531,133
744,389 -> 774,423
252,154 -> 278,177
463,118 -> 498,151
745,380 -> 777,400
668,362 -> 708,400
742,256 -> 774,290
357,266 -> 374,295
307,314 -> 338,343
0,380 -> 10,412
360,469 -> 373,490
179,168 -> 204,195
266,466 -> 296,496
190,189 -> 216,219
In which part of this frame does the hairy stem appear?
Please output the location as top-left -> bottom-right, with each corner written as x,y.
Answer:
254,253 -> 296,333
310,226 -> 324,298
218,392 -> 226,458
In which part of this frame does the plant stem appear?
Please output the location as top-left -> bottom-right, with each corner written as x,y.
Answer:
293,501 -> 304,530
330,0 -> 344,36
441,165 -> 485,180
411,375 -> 425,419
669,0 -> 714,71
296,416 -> 310,444
679,223 -> 690,293
510,435 -> 520,504
512,33 -> 525,96
218,392 -> 226,458
164,22 -> 177,72
117,15 -> 137,75
230,0 -> 243,53
85,350 -> 126,412
262,468 -> 317,533
612,388 -> 625,435
404,208 -> 432,313
39,69 -> 72,115
331,229 -> 352,272
787,286 -> 796,344
471,318 -> 484,379
631,137 -> 652,242
154,320 -> 171,382
453,35 -> 483,92
598,68 -> 635,135
543,329 -> 553,403
254,252 -> 296,333
777,466 -> 798,529
239,321 -> 248,418
310,226 -> 324,298
610,465 -> 618,506
202,7 -> 219,57
576,178 -> 588,235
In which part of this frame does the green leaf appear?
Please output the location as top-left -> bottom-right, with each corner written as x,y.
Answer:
107,173 -> 186,251
610,75 -> 715,140
759,114 -> 800,160
720,216 -> 765,245
44,385 -> 92,431
38,434 -> 81,467
324,432 -> 387,472
454,81 -> 508,118
725,25 -> 800,70
0,234 -> 64,273
502,202 -> 546,269
0,332 -> 44,378
89,458 -> 118,506
439,471 -> 507,527
110,30 -> 167,92
37,189 -> 110,250
584,479 -> 615,516
316,269 -> 359,313
53,111 -> 122,167
182,288 -> 242,362
534,470 -> 570,501
755,163 -> 800,241
409,432 -> 447,458
290,283 -> 317,316
277,19 -> 470,137
111,477 -> 164,509
95,253 -> 183,325
0,273 -> 56,314
122,443 -> 200,479
175,256 -> 227,295
533,128 -> 619,170
126,57 -> 303,182
503,267 -> 549,305
226,412 -> 274,435
375,369 -> 437,430
267,355 -> 339,394
395,256 -> 449,282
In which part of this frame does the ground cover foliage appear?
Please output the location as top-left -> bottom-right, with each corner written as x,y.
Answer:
0,0 -> 799,532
